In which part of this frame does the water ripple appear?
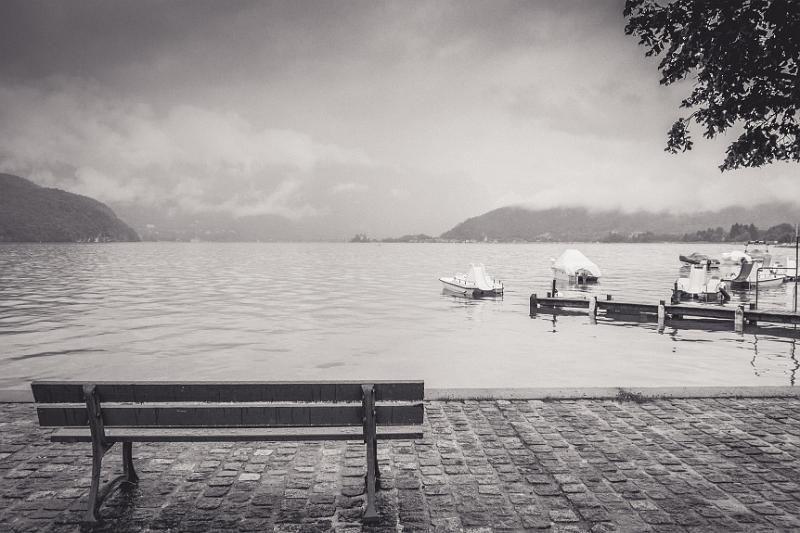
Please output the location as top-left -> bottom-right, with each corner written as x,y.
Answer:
0,242 -> 798,389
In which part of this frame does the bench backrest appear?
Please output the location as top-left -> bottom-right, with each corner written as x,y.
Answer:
32,381 -> 424,428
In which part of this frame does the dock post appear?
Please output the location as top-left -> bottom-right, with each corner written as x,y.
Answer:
794,233 -> 799,313
735,305 -> 745,333
754,273 -> 760,310
530,294 -> 538,316
588,296 -> 597,320
552,279 -> 558,297
748,303 -> 757,326
657,300 -> 666,331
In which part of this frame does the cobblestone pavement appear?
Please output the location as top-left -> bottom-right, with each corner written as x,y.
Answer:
2,399 -> 800,532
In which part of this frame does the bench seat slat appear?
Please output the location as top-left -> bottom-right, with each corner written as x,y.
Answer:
37,403 -> 424,428
49,426 -> 424,443
32,381 -> 424,403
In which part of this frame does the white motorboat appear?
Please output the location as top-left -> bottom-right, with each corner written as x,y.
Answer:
440,264 -> 504,297
551,249 -> 601,284
744,240 -> 771,261
786,257 -> 799,281
724,256 -> 785,290
720,241 -> 770,265
719,250 -> 752,265
674,263 -> 729,302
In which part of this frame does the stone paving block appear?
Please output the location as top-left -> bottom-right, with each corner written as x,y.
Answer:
3,399 -> 800,531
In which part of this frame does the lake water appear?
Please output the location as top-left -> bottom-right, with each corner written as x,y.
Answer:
1,242 -> 798,392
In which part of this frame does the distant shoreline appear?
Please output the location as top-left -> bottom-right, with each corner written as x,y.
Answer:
1,239 -> 797,245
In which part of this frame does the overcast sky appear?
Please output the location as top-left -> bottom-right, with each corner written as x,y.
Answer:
1,0 -> 798,238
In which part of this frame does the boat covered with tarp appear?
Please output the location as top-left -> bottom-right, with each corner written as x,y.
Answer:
679,252 -> 720,267
551,249 -> 601,284
440,264 -> 504,297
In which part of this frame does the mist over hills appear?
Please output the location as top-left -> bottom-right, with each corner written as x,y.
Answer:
111,204 -> 307,242
441,205 -> 800,242
118,201 -> 800,243
7,165 -> 795,244
0,174 -> 139,242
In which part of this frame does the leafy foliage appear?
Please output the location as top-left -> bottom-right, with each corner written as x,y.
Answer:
762,222 -> 798,242
683,222 -> 797,242
624,0 -> 800,170
349,233 -> 371,243
380,234 -> 436,243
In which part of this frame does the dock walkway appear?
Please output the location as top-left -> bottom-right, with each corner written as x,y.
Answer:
2,398 -> 800,532
531,294 -> 800,330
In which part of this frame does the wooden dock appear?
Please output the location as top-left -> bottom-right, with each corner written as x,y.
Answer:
530,293 -> 800,332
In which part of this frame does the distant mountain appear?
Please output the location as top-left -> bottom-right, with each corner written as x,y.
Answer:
0,174 -> 140,242
441,204 -> 800,242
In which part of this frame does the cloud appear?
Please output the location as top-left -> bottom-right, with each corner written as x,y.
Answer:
0,78 -> 371,219
331,182 -> 367,194
507,148 -> 800,215
177,180 -> 324,220
1,1 -> 798,241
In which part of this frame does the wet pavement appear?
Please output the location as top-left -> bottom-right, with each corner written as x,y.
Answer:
1,398 -> 800,532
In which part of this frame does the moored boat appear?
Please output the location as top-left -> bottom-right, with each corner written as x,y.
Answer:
720,250 -> 752,265
786,257 -> 798,281
674,263 -> 729,303
744,240 -> 771,261
439,264 -> 504,297
721,241 -> 769,265
724,256 -> 785,290
679,252 -> 719,267
551,249 -> 601,284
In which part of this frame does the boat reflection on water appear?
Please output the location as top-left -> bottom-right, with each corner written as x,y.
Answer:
441,288 -> 503,301
440,284 -> 505,324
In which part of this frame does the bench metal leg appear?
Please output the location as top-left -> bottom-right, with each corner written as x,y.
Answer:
364,433 -> 378,523
84,384 -> 107,523
86,444 -> 104,522
83,383 -> 129,523
362,384 -> 379,524
373,439 -> 380,480
123,442 -> 138,484
86,443 -> 133,523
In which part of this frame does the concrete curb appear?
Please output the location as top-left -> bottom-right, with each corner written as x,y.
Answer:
425,386 -> 800,400
2,385 -> 798,403
0,389 -> 33,402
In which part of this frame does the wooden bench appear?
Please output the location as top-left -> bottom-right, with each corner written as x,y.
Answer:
31,380 -> 424,523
